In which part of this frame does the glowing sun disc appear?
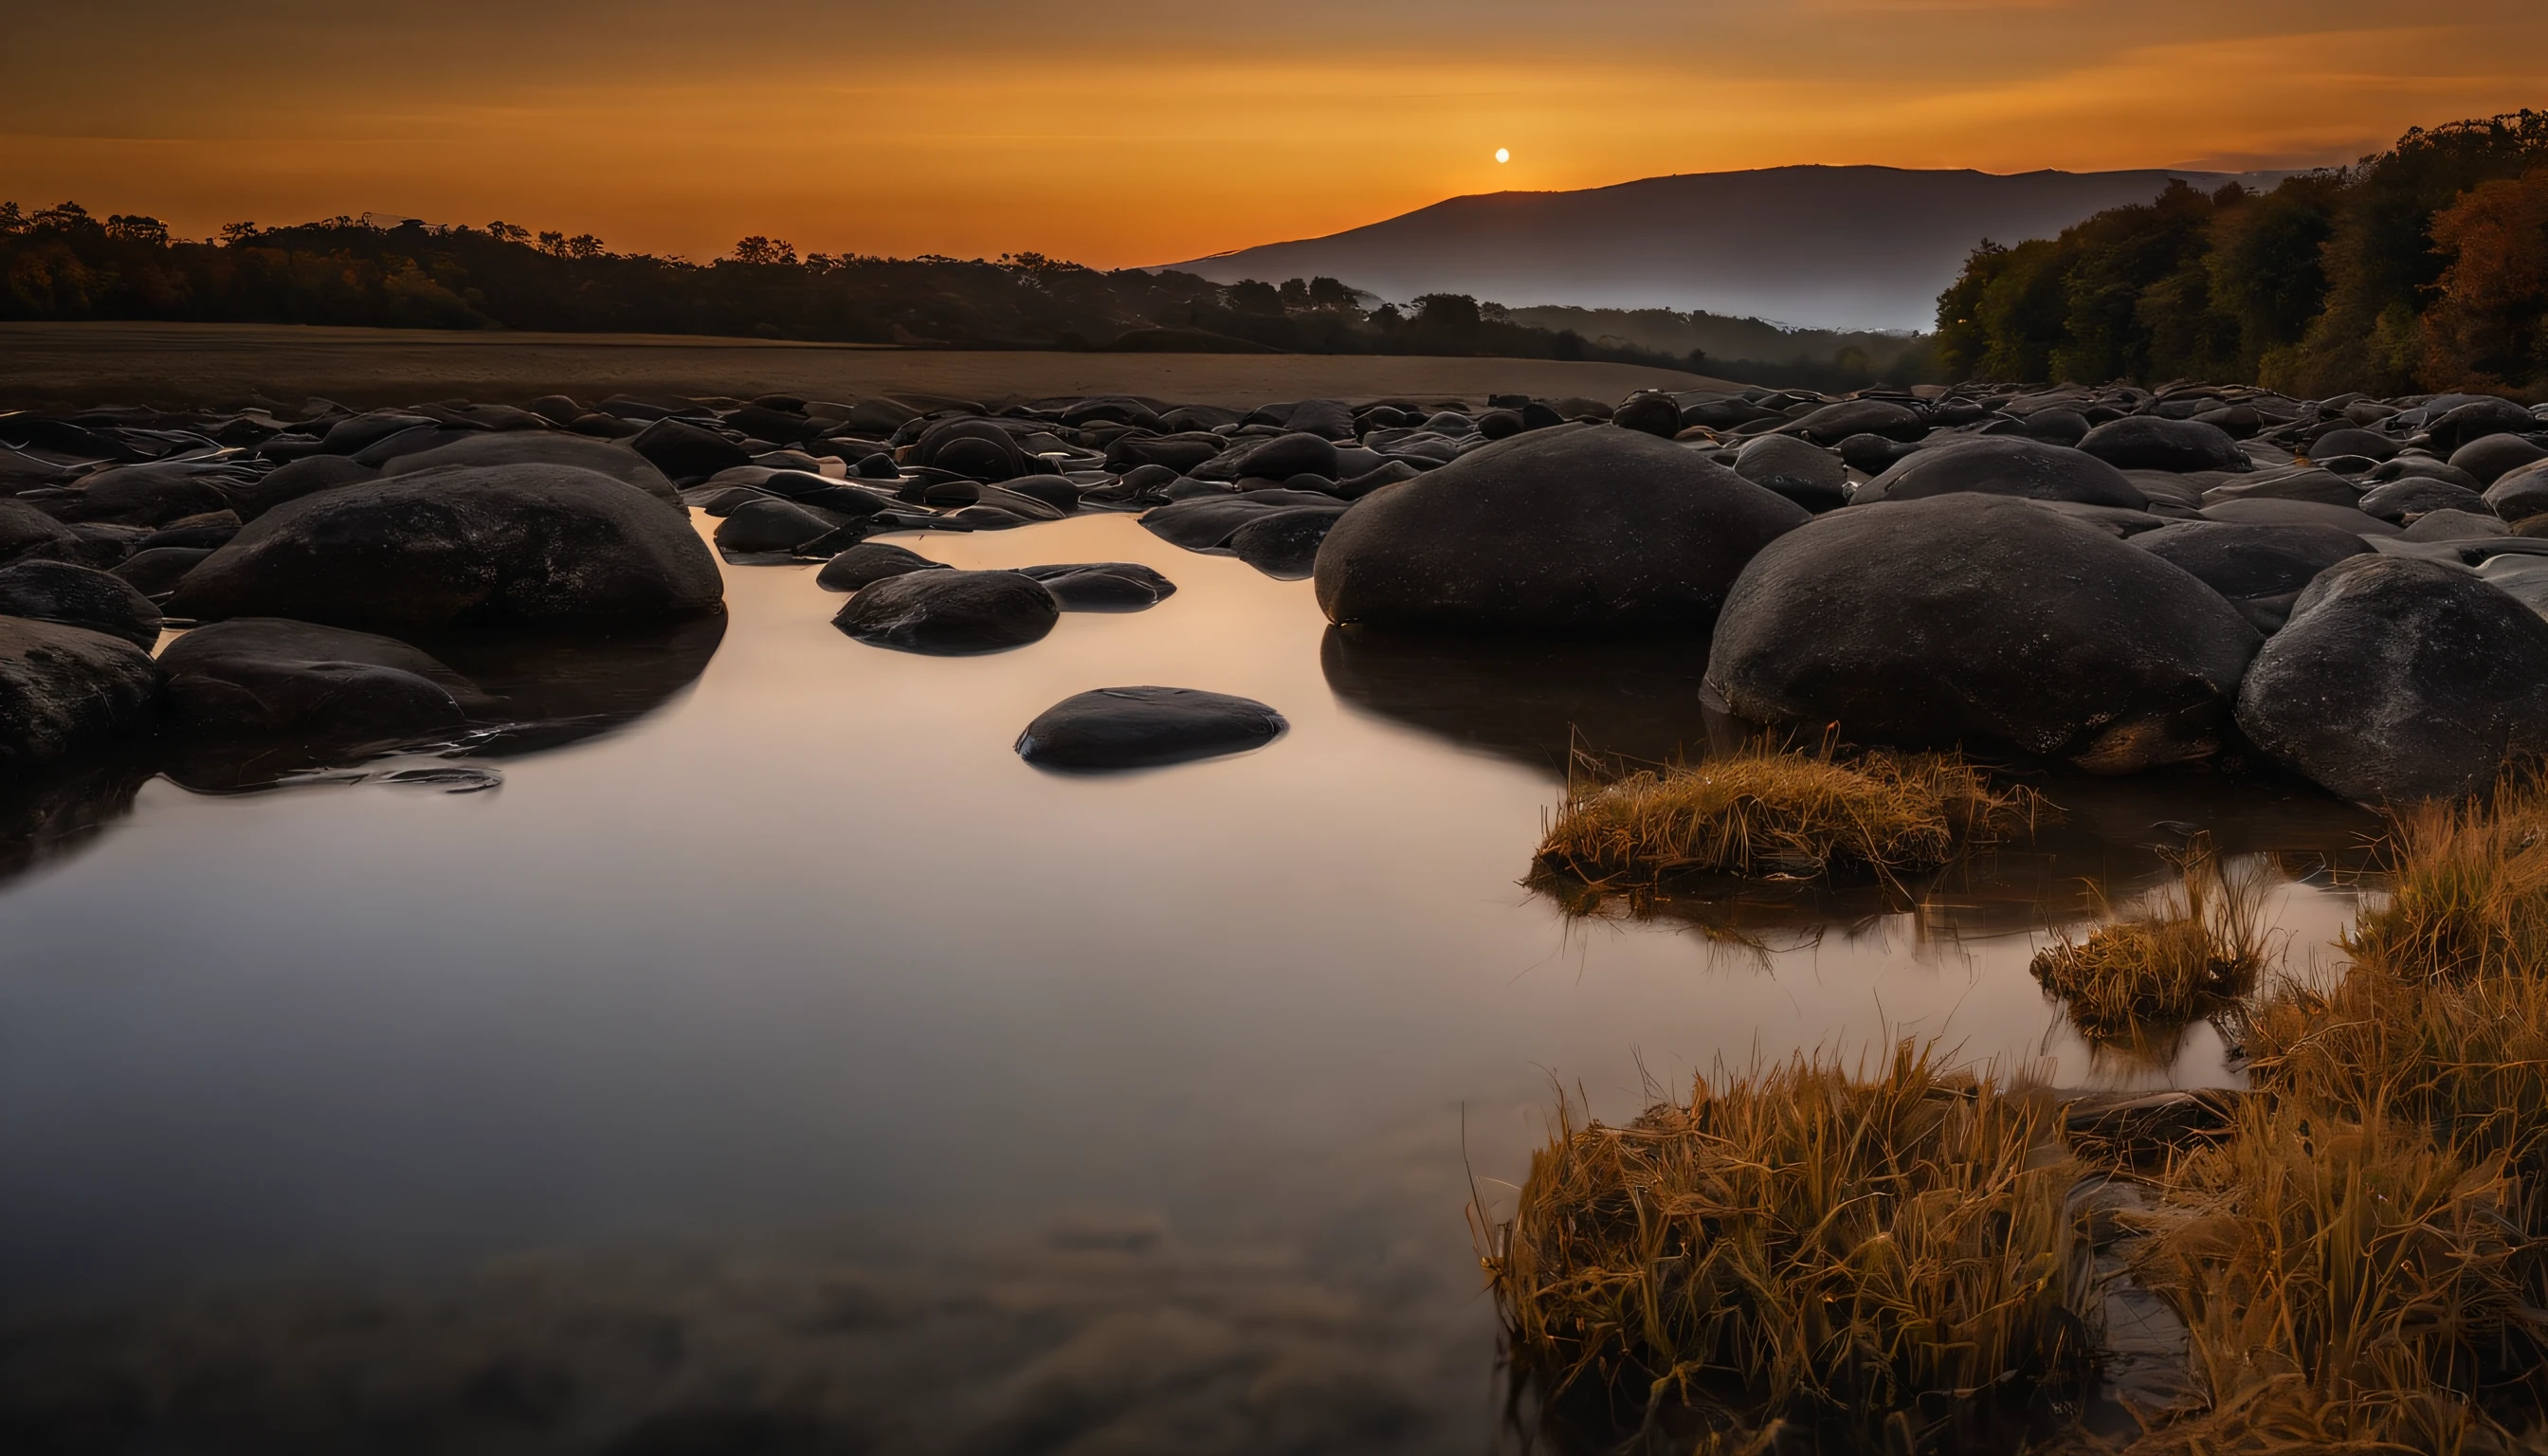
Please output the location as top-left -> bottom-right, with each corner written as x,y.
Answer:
1495,148 -> 1510,163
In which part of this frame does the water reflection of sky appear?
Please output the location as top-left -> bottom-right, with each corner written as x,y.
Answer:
0,513 -> 2374,1450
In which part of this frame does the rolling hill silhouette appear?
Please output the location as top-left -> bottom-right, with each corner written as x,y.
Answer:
1162,165 -> 2294,332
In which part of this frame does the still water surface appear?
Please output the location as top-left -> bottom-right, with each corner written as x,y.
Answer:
0,514 -> 2372,1450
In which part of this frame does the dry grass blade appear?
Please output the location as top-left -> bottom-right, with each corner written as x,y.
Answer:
1535,740 -> 2044,886
1481,1043 -> 2090,1449
2030,835 -> 2278,1043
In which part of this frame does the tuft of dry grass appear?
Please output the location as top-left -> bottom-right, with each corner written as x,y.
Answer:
1480,1044 -> 2089,1448
2121,1099 -> 2535,1455
2030,836 -> 2277,1044
1535,741 -> 2044,885
2116,773 -> 2548,1452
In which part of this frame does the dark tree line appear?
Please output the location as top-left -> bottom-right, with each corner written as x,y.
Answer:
0,204 -> 1684,369
1936,111 -> 2548,397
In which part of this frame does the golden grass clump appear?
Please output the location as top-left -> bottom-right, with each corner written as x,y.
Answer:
2117,774 -> 2548,1450
2122,1100 -> 2534,1455
1482,1043 -> 2088,1447
2342,772 -> 2548,985
2029,836 -> 2275,1043
1535,741 -> 2042,884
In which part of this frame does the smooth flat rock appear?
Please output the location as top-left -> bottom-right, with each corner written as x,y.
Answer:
1015,686 -> 1286,769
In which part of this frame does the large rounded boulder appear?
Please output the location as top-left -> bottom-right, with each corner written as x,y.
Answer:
1852,437 -> 2145,508
0,617 -> 162,766
2235,555 -> 2548,804
831,570 -> 1058,654
0,560 -> 163,648
1313,424 -> 1810,634
1706,495 -> 2264,772
157,617 -> 483,750
379,434 -> 680,502
2078,416 -> 2250,473
167,465 -> 723,632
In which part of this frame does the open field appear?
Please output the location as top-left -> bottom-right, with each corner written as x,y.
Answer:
0,323 -> 1732,410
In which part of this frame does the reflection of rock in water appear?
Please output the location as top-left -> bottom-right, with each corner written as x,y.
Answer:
0,1224 -> 1472,1455
158,614 -> 728,791
425,611 -> 729,756
1320,625 -> 1720,778
0,749 -> 155,889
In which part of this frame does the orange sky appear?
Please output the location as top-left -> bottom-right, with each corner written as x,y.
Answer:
5,1 -> 2542,266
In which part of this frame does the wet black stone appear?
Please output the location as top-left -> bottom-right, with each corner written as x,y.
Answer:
1015,686 -> 1285,769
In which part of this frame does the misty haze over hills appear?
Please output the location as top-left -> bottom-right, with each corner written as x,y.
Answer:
1163,165 -> 2296,332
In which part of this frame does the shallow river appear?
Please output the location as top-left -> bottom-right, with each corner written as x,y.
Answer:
0,513 -> 2375,1451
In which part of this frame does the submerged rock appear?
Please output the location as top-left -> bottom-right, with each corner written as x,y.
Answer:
1015,562 -> 1176,610
815,541 -> 948,592
1706,495 -> 2262,773
832,570 -> 1058,654
1015,686 -> 1286,769
158,617 -> 481,752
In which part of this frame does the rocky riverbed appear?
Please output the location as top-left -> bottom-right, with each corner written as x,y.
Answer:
2,378 -> 2543,807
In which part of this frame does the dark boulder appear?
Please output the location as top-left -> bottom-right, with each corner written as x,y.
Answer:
2424,396 -> 2538,453
2235,555 -> 2548,803
1315,424 -> 1809,633
2358,478 -> 2489,523
831,570 -> 1058,654
1015,561 -> 1176,611
2078,416 -> 2249,473
1141,496 -> 1325,552
1852,437 -> 2144,508
1611,393 -> 1684,439
0,497 -> 90,564
1236,432 -> 1339,480
1706,495 -> 2263,773
630,418 -> 751,483
157,617 -> 482,752
236,455 -> 377,521
911,419 -> 1027,482
0,560 -> 162,647
2448,434 -> 2544,486
1734,435 -> 1849,512
1790,399 -> 1925,445
1229,506 -> 1348,578
168,464 -> 723,632
113,547 -> 214,599
1014,686 -> 1285,769
382,434 -> 680,502
815,542 -> 947,592
0,617 -> 161,765
2306,426 -> 2399,462
2200,498 -> 2401,536
2126,520 -> 2371,633
1836,434 -> 1921,476
713,498 -> 840,555
55,464 -> 236,526
2484,460 -> 2548,522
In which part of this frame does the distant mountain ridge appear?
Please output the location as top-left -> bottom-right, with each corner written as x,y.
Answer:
1161,165 -> 2296,332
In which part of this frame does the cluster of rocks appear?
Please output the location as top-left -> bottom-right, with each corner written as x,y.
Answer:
1305,381 -> 2548,805
0,395 -> 732,794
6,377 -> 2546,798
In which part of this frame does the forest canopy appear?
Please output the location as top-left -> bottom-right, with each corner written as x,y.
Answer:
1935,111 -> 2548,398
